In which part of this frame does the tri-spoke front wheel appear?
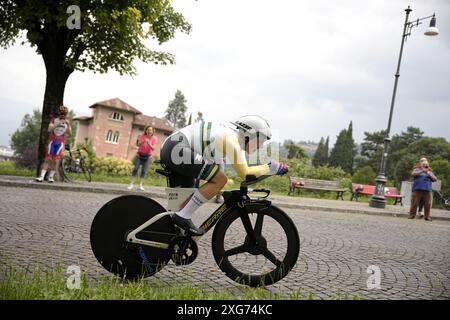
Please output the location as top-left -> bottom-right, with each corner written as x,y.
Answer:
212,205 -> 300,287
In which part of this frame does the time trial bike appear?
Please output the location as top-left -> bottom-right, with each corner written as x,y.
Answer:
90,162 -> 300,287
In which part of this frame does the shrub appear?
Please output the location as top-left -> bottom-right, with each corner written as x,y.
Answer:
15,143 -> 39,169
91,156 -> 133,176
431,159 -> 450,192
352,166 -> 376,185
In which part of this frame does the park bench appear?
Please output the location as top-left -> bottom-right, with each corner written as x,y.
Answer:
288,177 -> 347,200
350,183 -> 404,205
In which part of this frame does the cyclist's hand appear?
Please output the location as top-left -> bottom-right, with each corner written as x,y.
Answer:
268,161 -> 289,175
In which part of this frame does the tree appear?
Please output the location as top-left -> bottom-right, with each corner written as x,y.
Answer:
312,136 -> 329,167
10,110 -> 42,169
430,159 -> 450,193
165,90 -> 188,128
346,121 -> 357,172
392,137 -> 450,187
65,109 -> 78,147
356,129 -> 386,172
0,1 -> 191,173
284,143 -> 307,160
11,109 -> 42,156
390,127 -> 424,151
329,122 -> 355,173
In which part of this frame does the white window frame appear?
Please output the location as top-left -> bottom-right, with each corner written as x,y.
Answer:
105,129 -> 119,144
109,112 -> 124,122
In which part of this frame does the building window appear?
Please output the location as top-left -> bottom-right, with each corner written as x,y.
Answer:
106,130 -> 113,142
106,153 -> 113,157
113,131 -> 120,143
109,112 -> 124,121
106,130 -> 120,144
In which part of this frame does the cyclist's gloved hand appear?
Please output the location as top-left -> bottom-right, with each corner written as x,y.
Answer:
268,161 -> 289,175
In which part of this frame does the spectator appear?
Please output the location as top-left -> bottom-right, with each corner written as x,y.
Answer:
408,157 -> 437,221
36,105 -> 71,183
128,126 -> 158,191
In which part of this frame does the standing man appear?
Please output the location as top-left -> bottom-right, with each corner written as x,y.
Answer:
36,105 -> 72,183
408,157 -> 437,221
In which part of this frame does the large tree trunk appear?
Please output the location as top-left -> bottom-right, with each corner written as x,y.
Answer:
36,55 -> 73,176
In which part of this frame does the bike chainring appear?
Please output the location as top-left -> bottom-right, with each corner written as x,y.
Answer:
169,236 -> 198,266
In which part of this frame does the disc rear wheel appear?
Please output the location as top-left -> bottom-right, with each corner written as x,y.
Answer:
90,195 -> 175,280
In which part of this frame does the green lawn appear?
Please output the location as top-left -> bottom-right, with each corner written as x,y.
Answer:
0,160 -> 400,205
0,266 -> 359,300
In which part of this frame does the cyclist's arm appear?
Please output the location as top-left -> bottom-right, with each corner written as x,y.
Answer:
218,133 -> 269,179
48,118 -> 56,132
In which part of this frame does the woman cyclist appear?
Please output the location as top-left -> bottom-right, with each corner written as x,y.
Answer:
160,115 -> 288,236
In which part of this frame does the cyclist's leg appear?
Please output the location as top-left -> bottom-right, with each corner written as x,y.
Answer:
48,141 -> 63,182
160,134 -> 225,235
37,141 -> 55,181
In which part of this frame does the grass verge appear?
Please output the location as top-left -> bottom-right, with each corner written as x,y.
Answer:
0,266 -> 359,300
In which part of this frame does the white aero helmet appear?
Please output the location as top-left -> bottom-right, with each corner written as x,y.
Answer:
230,115 -> 272,140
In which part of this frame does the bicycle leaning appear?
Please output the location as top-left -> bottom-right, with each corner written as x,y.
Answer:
90,161 -> 300,287
59,144 -> 92,182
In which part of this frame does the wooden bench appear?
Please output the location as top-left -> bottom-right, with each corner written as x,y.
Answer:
350,183 -> 404,205
288,177 -> 347,200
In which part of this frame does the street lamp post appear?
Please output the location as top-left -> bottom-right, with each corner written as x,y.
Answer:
369,6 -> 439,209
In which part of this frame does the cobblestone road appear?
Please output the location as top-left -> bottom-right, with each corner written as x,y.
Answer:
0,186 -> 449,299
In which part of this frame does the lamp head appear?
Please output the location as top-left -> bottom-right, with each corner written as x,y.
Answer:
424,15 -> 439,36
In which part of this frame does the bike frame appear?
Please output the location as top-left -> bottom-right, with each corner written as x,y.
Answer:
126,176 -> 272,249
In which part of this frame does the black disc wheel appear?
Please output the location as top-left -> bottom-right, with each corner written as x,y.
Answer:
90,195 -> 176,280
212,205 -> 300,287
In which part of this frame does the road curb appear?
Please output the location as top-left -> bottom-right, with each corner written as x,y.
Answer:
1,178 -> 449,221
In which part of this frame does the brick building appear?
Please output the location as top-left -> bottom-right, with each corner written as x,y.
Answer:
73,98 -> 176,160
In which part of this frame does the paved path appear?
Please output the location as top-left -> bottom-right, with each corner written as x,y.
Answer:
1,175 -> 449,220
0,185 -> 449,299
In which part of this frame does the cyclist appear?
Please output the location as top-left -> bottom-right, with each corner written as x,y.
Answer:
36,105 -> 72,183
160,115 -> 288,236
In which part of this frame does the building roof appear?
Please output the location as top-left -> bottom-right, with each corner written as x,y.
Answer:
89,98 -> 142,115
134,114 -> 176,133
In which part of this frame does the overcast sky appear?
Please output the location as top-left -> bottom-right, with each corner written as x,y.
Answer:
0,0 -> 449,147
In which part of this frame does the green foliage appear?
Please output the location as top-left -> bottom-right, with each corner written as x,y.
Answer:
352,165 -> 376,185
10,109 -> 41,156
10,109 -> 42,169
390,127 -> 424,151
312,136 -> 329,167
91,156 -> 133,176
65,110 -> 78,147
406,137 -> 450,161
165,90 -> 188,128
0,265 -> 327,300
0,1 -> 192,75
284,143 -> 308,160
329,121 -> 355,173
430,159 -> 450,192
0,161 -> 34,177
